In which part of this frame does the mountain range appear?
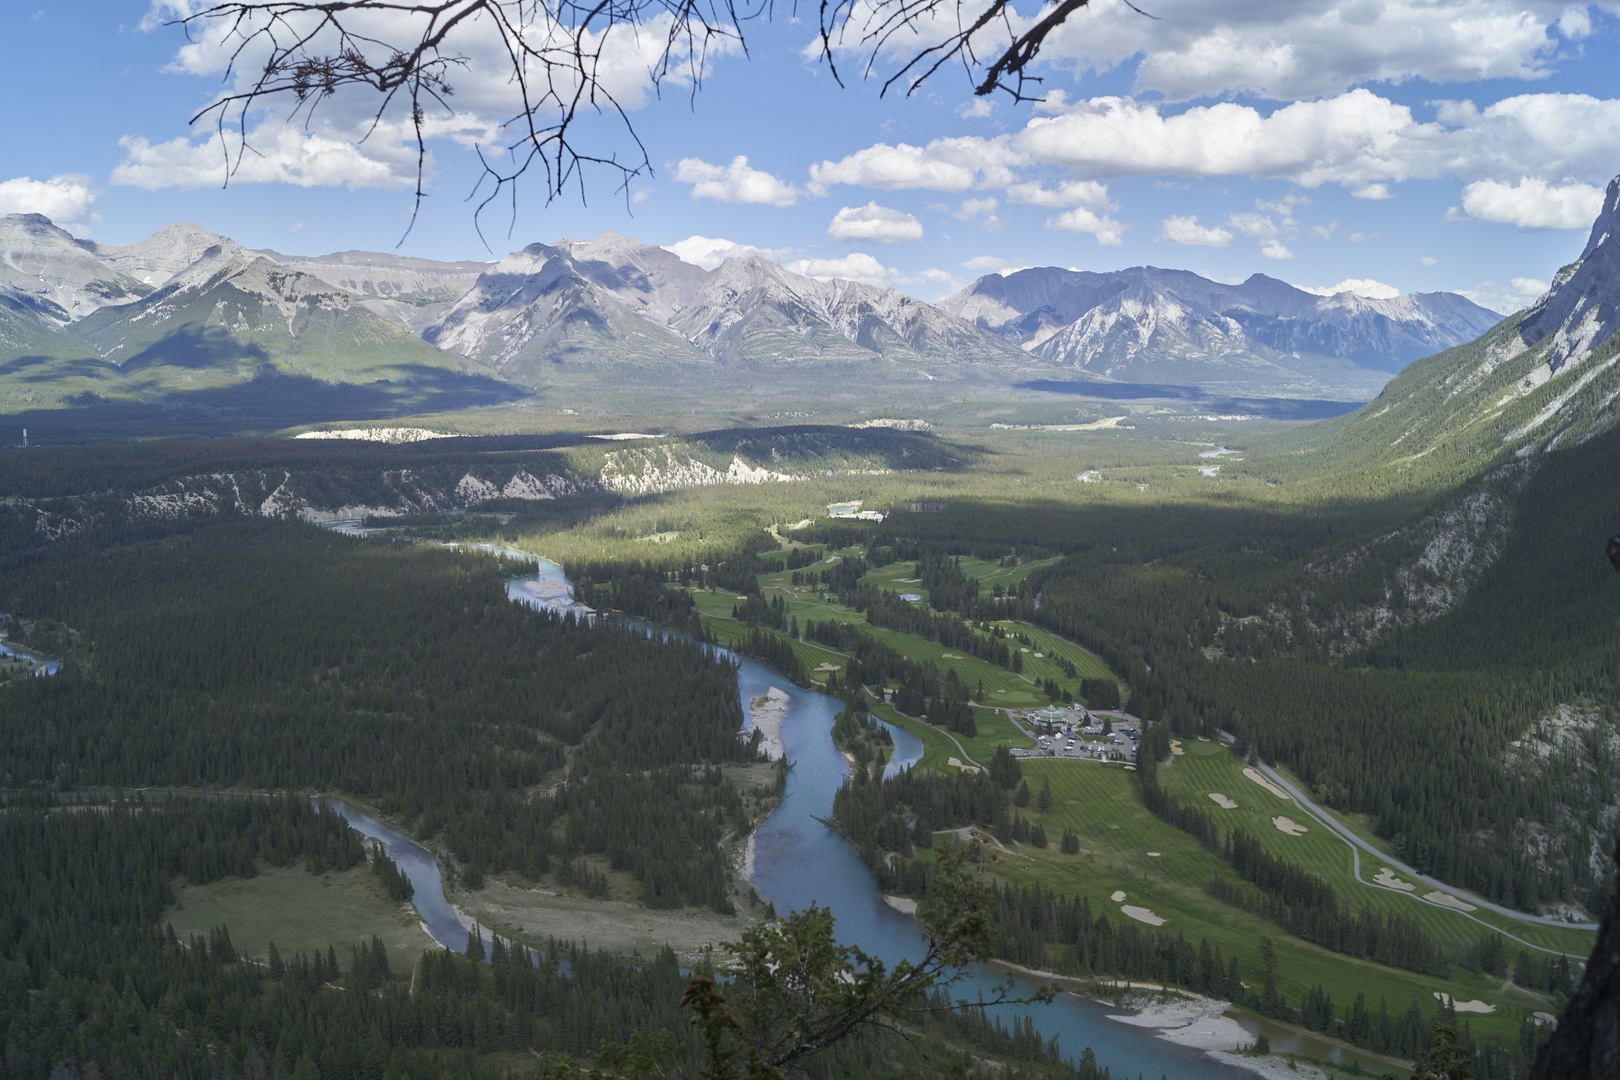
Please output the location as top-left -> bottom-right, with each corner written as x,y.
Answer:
0,212 -> 1505,427
941,266 -> 1500,396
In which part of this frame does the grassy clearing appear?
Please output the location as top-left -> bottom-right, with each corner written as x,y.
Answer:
1158,741 -> 1598,958
167,863 -> 436,969
966,758 -> 1561,1047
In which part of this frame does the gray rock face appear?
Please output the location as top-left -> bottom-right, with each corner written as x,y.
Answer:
1519,176 -> 1620,374
0,215 -> 241,324
940,266 -> 1504,386
426,233 -> 1025,374
1532,839 -> 1620,1080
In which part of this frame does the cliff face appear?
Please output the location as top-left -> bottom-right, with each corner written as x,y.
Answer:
1533,838 -> 1620,1079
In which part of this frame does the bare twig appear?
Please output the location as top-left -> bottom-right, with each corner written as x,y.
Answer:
170,0 -> 1149,241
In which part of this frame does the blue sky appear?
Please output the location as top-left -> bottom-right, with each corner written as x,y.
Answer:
4,0 -> 1619,309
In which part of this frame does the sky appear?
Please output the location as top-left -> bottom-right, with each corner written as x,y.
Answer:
3,0 -> 1619,311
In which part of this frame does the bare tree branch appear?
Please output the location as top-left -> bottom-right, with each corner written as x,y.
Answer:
169,0 -> 1146,242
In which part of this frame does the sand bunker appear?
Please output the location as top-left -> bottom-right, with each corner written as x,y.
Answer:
746,688 -> 790,761
1111,890 -> 1127,902
1424,890 -> 1477,912
1033,652 -> 1044,658
1207,793 -> 1238,809
941,653 -> 962,659
1243,767 -> 1291,800
1534,1012 -> 1558,1025
814,663 -> 840,672
947,757 -> 982,773
1121,905 -> 1165,926
1272,816 -> 1308,836
1374,868 -> 1416,892
1434,993 -> 1495,1014
1146,852 -> 1162,857
1123,765 -> 1137,771
1169,740 -> 1184,755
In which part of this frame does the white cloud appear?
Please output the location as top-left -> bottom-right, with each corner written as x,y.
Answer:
827,202 -> 924,243
1228,211 -> 1296,259
954,198 -> 1003,229
1449,176 -> 1605,229
674,156 -> 801,207
1012,90 -> 1620,194
112,126 -> 420,190
785,252 -> 901,286
1461,276 -> 1551,314
1353,183 -> 1392,200
136,4 -> 734,192
956,99 -> 994,119
809,137 -> 1021,193
288,222 -> 308,233
1005,179 -> 1114,209
1298,278 -> 1402,299
1044,207 -> 1126,245
961,255 -> 1027,275
1025,0 -> 1575,102
663,235 -> 791,270
1420,256 -> 1438,266
1157,215 -> 1233,247
0,174 -> 98,231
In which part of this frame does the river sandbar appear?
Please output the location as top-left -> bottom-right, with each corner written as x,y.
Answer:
747,688 -> 790,761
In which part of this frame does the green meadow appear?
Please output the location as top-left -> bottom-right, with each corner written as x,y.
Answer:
1158,739 -> 1596,957
166,863 -> 437,969
933,755 -> 1576,1047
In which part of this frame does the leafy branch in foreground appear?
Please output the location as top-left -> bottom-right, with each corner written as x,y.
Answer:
700,844 -> 1056,1078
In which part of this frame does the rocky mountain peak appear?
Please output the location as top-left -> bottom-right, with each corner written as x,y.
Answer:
1518,174 -> 1620,373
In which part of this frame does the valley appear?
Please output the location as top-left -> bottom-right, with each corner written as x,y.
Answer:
4,181 -> 1620,1080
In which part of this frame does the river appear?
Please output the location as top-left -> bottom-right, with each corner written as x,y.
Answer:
333,549 -> 1258,1078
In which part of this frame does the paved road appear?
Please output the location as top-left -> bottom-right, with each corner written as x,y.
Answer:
1225,748 -> 1597,953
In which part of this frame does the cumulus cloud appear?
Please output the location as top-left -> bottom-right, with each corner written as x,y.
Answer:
1012,90 -> 1620,194
1448,176 -> 1606,229
785,252 -> 901,285
954,198 -> 1003,229
830,0 -> 1588,102
1005,179 -> 1114,209
1044,207 -> 1126,245
1157,215 -> 1233,246
136,4 -> 733,193
674,156 -> 801,206
1228,211 -> 1295,259
0,174 -> 98,230
1420,256 -> 1438,266
1461,276 -> 1551,314
961,255 -> 1028,275
112,124 -> 429,190
1019,0 -> 1575,102
809,137 -> 1021,193
1298,278 -> 1402,299
663,235 -> 790,270
827,202 -> 924,243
